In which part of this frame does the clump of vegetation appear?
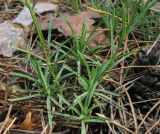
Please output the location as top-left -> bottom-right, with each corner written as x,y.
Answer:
0,0 -> 159,134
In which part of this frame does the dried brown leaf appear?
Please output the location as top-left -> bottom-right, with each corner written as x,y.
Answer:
13,2 -> 58,26
21,111 -> 33,131
34,2 -> 58,13
53,11 -> 100,36
0,21 -> 27,57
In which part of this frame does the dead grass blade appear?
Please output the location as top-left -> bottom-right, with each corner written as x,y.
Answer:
138,100 -> 160,129
125,90 -> 138,134
144,119 -> 160,134
96,113 -> 135,134
0,105 -> 12,133
41,124 -> 48,134
2,117 -> 17,134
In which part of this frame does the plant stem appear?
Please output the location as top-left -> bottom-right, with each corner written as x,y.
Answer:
24,0 -> 51,67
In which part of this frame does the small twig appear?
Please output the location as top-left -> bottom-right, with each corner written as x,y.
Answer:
41,112 -> 47,134
137,109 -> 151,134
138,100 -> 160,129
144,120 -> 160,134
82,4 -> 123,22
3,117 -> 17,134
96,113 -> 135,134
106,65 -> 160,73
0,105 -> 12,133
124,98 -> 160,106
110,120 -> 135,134
125,91 -> 138,134
147,34 -> 160,55
41,124 -> 48,134
9,129 -> 41,134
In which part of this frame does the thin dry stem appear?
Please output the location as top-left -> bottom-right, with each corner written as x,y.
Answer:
0,105 -> 12,133
125,91 -> 138,134
3,117 -> 17,134
138,100 -> 160,129
144,120 -> 160,134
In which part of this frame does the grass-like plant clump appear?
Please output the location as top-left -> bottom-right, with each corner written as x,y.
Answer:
4,0 -> 159,133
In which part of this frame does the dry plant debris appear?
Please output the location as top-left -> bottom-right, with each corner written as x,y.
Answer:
39,10 -> 100,36
0,1 -> 58,57
0,1 -> 101,57
20,111 -> 33,131
13,1 -> 58,26
0,0 -> 160,134
87,30 -> 110,48
53,11 -> 100,36
0,21 -> 27,57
